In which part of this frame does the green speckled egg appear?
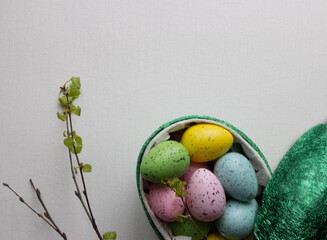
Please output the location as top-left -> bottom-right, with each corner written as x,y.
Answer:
169,218 -> 211,240
140,140 -> 190,183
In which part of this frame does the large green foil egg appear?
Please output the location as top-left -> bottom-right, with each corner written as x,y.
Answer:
255,124 -> 327,239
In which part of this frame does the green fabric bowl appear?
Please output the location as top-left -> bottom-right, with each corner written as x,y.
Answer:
136,115 -> 272,240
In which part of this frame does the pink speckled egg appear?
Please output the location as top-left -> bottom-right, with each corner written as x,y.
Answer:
187,168 -> 226,222
181,161 -> 210,184
148,183 -> 185,222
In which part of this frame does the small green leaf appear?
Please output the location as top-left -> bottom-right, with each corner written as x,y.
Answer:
68,85 -> 80,98
64,137 -> 74,149
83,164 -> 92,173
59,96 -> 66,106
160,179 -> 169,188
63,131 -> 67,137
176,214 -> 185,223
74,167 -> 78,175
71,106 -> 81,116
68,86 -> 79,102
59,95 -> 75,107
59,96 -> 67,107
161,178 -> 186,197
103,232 -> 117,240
69,104 -> 76,111
176,213 -> 190,223
73,144 -> 82,154
73,135 -> 82,153
64,134 -> 82,154
69,82 -> 77,89
169,178 -> 186,197
57,112 -> 67,121
70,77 -> 81,89
74,135 -> 82,143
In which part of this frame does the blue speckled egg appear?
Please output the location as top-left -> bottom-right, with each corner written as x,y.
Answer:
214,152 -> 257,202
215,199 -> 258,240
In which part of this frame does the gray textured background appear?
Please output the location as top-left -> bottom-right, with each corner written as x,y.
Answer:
1,1 -> 326,239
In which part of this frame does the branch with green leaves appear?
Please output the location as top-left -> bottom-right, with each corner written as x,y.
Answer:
2,77 -> 116,240
161,178 -> 208,240
57,77 -> 116,240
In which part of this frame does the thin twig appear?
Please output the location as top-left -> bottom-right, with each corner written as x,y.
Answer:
180,196 -> 207,240
29,179 -> 67,240
65,92 -> 103,240
169,185 -> 207,240
65,117 -> 93,223
2,182 -> 67,240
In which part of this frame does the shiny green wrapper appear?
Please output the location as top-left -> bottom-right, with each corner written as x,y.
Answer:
255,124 -> 327,240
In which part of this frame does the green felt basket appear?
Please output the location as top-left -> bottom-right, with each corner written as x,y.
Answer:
136,115 -> 272,240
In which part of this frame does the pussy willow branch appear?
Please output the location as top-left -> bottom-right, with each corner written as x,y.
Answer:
2,182 -> 67,240
64,91 -> 103,240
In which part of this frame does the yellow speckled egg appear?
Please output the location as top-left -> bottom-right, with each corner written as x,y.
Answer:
181,124 -> 233,162
207,233 -> 226,240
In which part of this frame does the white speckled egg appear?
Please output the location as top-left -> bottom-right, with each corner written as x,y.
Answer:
215,199 -> 258,240
187,168 -> 226,222
148,183 -> 185,222
214,152 -> 258,202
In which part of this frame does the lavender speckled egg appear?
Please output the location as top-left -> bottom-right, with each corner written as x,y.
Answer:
187,168 -> 226,222
214,152 -> 258,202
140,140 -> 190,183
180,161 -> 210,185
215,199 -> 258,240
148,183 -> 185,222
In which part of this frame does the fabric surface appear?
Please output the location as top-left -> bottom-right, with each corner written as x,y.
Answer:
255,124 -> 327,240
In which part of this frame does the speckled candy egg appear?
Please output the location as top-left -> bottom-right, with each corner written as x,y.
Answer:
215,199 -> 258,240
169,218 -> 211,240
187,168 -> 226,222
214,152 -> 258,202
140,140 -> 190,182
148,183 -> 185,222
181,124 -> 233,162
180,161 -> 210,185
